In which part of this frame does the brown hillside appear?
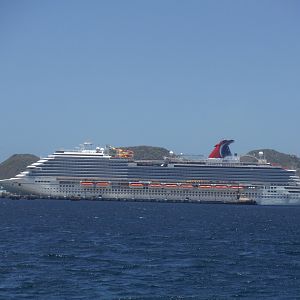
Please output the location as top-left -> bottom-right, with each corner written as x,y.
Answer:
0,154 -> 39,179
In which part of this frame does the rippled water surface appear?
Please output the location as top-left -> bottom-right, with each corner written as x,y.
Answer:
0,199 -> 300,299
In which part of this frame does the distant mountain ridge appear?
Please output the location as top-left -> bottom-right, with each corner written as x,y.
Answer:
247,149 -> 300,175
0,154 -> 39,180
0,146 -> 299,180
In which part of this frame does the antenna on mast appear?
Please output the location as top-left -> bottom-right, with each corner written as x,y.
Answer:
258,151 -> 267,164
83,141 -> 93,150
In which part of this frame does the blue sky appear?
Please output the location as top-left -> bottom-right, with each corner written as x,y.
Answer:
0,0 -> 299,161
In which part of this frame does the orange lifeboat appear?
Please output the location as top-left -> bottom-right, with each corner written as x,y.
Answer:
231,186 -> 243,189
129,182 -> 144,188
149,183 -> 162,188
96,182 -> 110,187
80,181 -> 94,187
215,185 -> 228,189
180,184 -> 194,189
199,185 -> 212,189
164,183 -> 178,188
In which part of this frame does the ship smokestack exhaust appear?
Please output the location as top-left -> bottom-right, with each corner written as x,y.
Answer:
209,140 -> 234,159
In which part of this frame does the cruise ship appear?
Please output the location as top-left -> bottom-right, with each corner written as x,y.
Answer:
1,140 -> 300,205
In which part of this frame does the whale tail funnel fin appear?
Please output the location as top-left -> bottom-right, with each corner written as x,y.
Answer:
209,140 -> 234,158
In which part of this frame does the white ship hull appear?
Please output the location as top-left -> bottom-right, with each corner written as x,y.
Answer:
2,177 -> 300,205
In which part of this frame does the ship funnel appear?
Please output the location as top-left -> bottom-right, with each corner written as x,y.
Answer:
209,140 -> 234,158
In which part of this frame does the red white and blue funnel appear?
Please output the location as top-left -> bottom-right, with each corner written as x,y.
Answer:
209,140 -> 234,159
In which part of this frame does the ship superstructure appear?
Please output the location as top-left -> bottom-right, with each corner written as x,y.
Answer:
1,140 -> 300,205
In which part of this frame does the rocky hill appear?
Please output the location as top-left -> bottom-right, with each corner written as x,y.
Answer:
0,154 -> 39,179
246,149 -> 300,175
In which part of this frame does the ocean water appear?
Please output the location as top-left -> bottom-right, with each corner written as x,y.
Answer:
0,199 -> 299,299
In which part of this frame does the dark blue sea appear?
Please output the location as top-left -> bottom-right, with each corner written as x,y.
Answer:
0,199 -> 299,299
